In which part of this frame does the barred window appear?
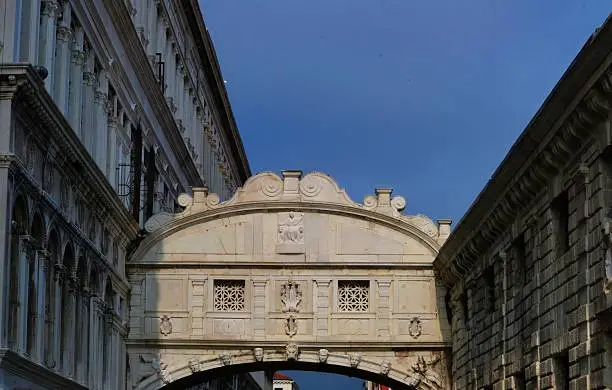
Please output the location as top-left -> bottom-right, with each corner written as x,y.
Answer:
338,280 -> 369,312
214,280 -> 245,311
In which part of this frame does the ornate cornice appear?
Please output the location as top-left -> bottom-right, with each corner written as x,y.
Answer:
435,18 -> 612,287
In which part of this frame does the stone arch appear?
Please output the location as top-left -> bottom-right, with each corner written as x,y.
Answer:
129,171 -> 452,389
135,349 -> 440,390
11,194 -> 29,234
30,211 -> 46,246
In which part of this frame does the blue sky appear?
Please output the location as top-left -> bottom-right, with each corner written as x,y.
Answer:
199,1 -> 610,388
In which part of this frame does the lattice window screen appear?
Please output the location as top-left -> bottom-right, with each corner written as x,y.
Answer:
214,280 -> 246,311
338,280 -> 370,312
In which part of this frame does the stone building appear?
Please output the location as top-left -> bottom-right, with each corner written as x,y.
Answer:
0,0 -> 249,389
434,14 -> 612,390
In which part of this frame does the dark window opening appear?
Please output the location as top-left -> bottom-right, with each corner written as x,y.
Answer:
552,191 -> 569,257
553,351 -> 570,390
483,266 -> 495,312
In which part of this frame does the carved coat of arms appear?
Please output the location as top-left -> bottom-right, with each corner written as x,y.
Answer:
408,317 -> 422,339
160,315 -> 172,336
285,315 -> 298,337
281,280 -> 302,313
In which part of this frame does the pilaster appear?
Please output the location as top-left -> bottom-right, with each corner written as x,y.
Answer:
376,279 -> 392,338
315,279 -> 331,336
39,0 -> 60,92
252,279 -> 267,338
69,27 -> 85,137
17,234 -> 32,354
34,249 -> 49,364
52,1 -> 71,113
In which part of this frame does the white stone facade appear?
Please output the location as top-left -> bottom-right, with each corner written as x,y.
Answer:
0,0 -> 249,389
128,171 -> 452,389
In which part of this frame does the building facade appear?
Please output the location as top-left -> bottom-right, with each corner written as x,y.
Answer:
0,0 -> 249,389
435,14 -> 612,390
272,372 -> 299,390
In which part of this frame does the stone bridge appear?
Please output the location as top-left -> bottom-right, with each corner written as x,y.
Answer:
127,171 -> 452,389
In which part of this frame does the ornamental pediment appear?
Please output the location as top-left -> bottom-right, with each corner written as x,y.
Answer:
143,171 -> 450,248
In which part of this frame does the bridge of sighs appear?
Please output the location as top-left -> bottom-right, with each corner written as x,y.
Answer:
127,171 -> 452,389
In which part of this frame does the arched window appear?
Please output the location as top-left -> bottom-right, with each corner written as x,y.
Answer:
60,243 -> 74,374
8,196 -> 28,350
45,230 -> 59,368
27,213 -> 45,357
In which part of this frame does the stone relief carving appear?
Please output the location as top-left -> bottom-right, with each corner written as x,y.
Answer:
278,212 -> 304,244
160,315 -> 172,336
132,354 -> 170,387
219,352 -> 232,366
188,359 -> 202,373
408,317 -> 422,339
285,343 -> 299,361
285,315 -> 298,337
253,348 -> 264,362
348,353 -> 361,368
406,355 -> 442,389
281,280 -> 302,313
318,348 -> 329,363
380,360 -> 391,375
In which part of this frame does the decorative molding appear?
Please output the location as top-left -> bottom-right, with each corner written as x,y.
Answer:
408,317 -> 422,339
281,280 -> 302,313
253,348 -> 264,362
380,359 -> 391,375
285,315 -> 298,337
435,62 -> 612,286
348,353 -> 361,368
285,343 -> 299,361
159,315 -> 172,336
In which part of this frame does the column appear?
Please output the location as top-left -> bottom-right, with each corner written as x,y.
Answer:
52,1 -> 71,113
0,0 -> 19,62
38,1 -> 60,91
0,148 -> 12,347
17,235 -> 32,353
35,250 -> 49,363
81,51 -> 96,150
135,0 -> 148,47
18,0 -> 41,62
376,279 -> 392,338
252,280 -> 267,338
94,70 -> 109,172
69,27 -> 85,136
175,62 -> 184,129
52,263 -> 63,370
107,109 -> 119,184
146,0 -> 158,60
164,37 -> 175,107
78,287 -> 90,384
315,279 -> 331,336
64,278 -> 77,378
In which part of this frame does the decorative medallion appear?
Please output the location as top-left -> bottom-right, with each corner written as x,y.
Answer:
281,280 -> 302,313
348,353 -> 361,368
285,343 -> 299,361
219,353 -> 232,366
380,360 -> 391,375
318,348 -> 329,363
159,315 -> 172,336
278,212 -> 304,244
253,348 -> 264,362
408,317 -> 422,339
285,315 -> 298,337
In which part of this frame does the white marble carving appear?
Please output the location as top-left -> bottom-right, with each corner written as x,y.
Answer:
380,360 -> 391,375
348,353 -> 361,368
188,359 -> 201,373
253,348 -> 264,362
406,356 -> 442,389
408,317 -> 422,339
219,353 -> 232,366
278,212 -> 304,244
286,343 -> 299,361
160,315 -> 172,336
281,280 -> 302,313
318,348 -> 329,363
285,315 -> 298,337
